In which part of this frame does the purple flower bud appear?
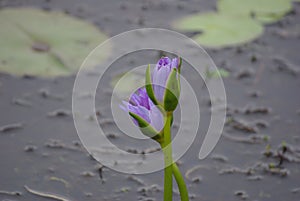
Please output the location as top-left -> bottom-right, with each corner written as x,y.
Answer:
121,88 -> 163,132
152,57 -> 179,102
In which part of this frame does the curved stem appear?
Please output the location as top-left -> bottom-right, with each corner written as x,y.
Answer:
172,162 -> 189,201
162,112 -> 173,201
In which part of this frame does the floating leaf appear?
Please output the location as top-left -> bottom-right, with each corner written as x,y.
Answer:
174,12 -> 263,48
0,8 -> 109,77
217,0 -> 292,24
110,72 -> 144,96
255,12 -> 286,24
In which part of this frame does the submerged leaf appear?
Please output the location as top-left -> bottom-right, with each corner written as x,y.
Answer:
110,72 -> 144,95
0,8 -> 109,77
206,68 -> 230,79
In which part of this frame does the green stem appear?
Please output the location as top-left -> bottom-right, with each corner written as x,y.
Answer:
172,162 -> 189,201
162,112 -> 173,201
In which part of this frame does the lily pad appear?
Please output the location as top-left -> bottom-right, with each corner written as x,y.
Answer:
0,8 -> 109,77
217,0 -> 292,24
174,12 -> 264,48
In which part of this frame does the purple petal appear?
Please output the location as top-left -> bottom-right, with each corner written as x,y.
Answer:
162,57 -> 171,66
152,66 -> 170,102
149,102 -> 164,132
130,93 -> 140,105
171,58 -> 179,69
138,88 -> 150,109
155,57 -> 171,71
128,104 -> 151,124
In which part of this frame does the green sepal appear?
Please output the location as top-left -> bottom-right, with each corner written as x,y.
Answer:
177,57 -> 182,74
129,112 -> 160,139
163,68 -> 180,112
145,64 -> 159,105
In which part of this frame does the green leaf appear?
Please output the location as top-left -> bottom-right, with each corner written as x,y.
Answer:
145,64 -> 158,105
0,8 -> 109,77
174,12 -> 264,48
177,57 -> 182,74
129,112 -> 159,139
163,69 -> 180,112
255,13 -> 286,24
217,0 -> 292,24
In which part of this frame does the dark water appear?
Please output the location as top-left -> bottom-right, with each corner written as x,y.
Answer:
1,0 -> 300,200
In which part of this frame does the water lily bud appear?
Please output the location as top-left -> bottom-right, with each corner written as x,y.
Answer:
146,57 -> 181,112
120,88 -> 164,140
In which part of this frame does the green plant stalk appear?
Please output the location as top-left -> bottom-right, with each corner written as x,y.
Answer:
162,112 -> 173,201
172,162 -> 189,201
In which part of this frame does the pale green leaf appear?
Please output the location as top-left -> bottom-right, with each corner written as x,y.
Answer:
217,0 -> 292,24
0,8 -> 109,77
206,68 -> 230,79
174,12 -> 264,48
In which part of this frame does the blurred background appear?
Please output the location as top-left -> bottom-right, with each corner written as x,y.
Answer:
0,0 -> 300,200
